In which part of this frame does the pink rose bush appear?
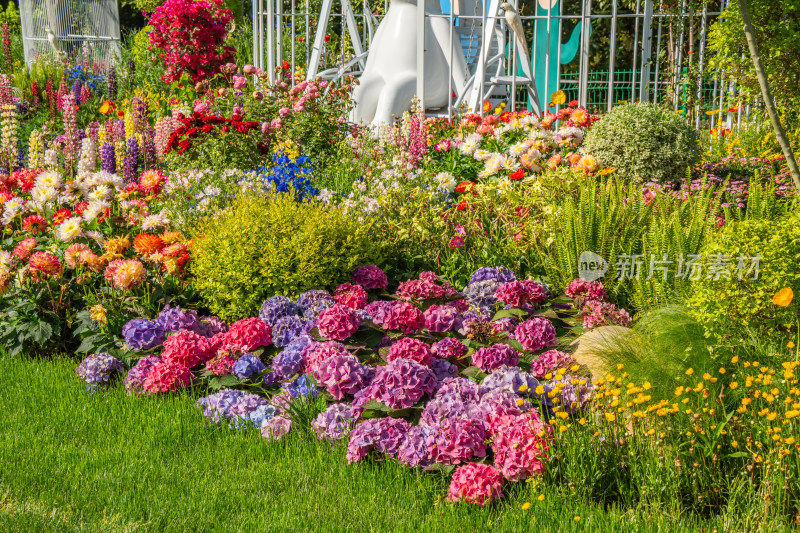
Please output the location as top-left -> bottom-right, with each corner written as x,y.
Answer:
78,265 -> 631,506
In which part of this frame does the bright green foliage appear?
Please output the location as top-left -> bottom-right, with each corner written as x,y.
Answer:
688,209 -> 800,343
583,103 -> 699,186
191,191 -> 382,321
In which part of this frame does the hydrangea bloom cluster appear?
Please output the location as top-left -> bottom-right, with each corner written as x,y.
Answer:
565,278 -> 608,301
313,354 -> 372,400
232,353 -> 266,379
258,295 -> 299,326
225,318 -> 272,351
301,341 -> 350,373
346,417 -> 411,463
156,305 -> 199,333
333,282 -> 368,309
386,337 -> 434,366
471,343 -> 521,372
446,463 -> 505,506
431,337 -> 467,360
580,300 -> 632,329
122,318 -> 165,351
316,303 -> 361,340
381,301 -> 424,333
495,280 -> 547,307
423,304 -> 461,333
351,264 -> 388,289
530,349 -> 575,378
124,355 -> 160,394
355,358 -> 437,409
515,317 -> 557,352
76,352 -> 124,387
469,266 -> 516,285
491,412 -> 551,480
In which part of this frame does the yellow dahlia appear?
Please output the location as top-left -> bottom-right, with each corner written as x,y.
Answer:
160,231 -> 185,245
103,237 -> 131,254
110,259 -> 146,290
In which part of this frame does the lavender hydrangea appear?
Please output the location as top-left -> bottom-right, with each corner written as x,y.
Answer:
435,377 -> 482,403
346,417 -> 411,463
469,266 -> 516,285
363,300 -> 393,323
423,305 -> 462,333
155,305 -> 199,334
462,280 -> 500,310
195,316 -> 229,338
430,357 -> 459,382
479,366 -> 540,398
353,358 -> 437,410
312,403 -> 359,441
296,290 -> 335,319
235,403 -> 279,429
197,389 -> 272,428
258,295 -> 299,326
122,318 -> 165,351
272,315 -> 305,347
397,424 -> 440,467
313,354 -> 373,400
271,345 -> 306,379
232,353 -> 266,379
420,390 -> 482,426
124,355 -> 159,394
76,352 -> 124,387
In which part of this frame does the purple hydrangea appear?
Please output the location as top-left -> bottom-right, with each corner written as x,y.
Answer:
462,280 -> 500,309
515,318 -> 558,352
423,305 -> 462,333
232,353 -> 266,379
195,316 -> 229,338
469,266 -> 517,285
430,357 -> 459,382
431,337 -> 467,360
123,355 -> 160,394
479,388 -> 526,422
272,315 -> 306,347
197,389 -> 249,424
420,390 -> 482,426
76,352 -> 125,387
283,374 -> 316,399
479,366 -> 540,397
529,349 -> 575,378
552,375 -> 594,414
353,358 -> 437,410
471,343 -> 521,372
313,354 -> 373,400
397,424 -> 440,468
262,416 -> 292,440
363,300 -> 393,323
122,319 -> 165,351
262,371 -> 280,387
312,403 -> 360,441
155,305 -> 199,333
258,295 -> 299,326
435,377 -> 481,403
272,346 -> 306,379
491,317 -> 518,336
346,417 -> 411,463
296,290 -> 335,318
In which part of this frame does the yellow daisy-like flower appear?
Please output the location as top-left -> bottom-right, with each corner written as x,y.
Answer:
104,237 -> 131,255
537,494 -> 545,501
521,502 -> 531,510
550,90 -> 566,105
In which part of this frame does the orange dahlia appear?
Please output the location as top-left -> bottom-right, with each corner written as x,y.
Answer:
13,238 -> 36,260
104,237 -> 131,254
138,170 -> 166,195
162,242 -> 189,258
133,233 -> 165,256
22,215 -> 48,234
28,251 -> 61,277
65,243 -> 91,269
110,259 -> 146,290
570,107 -> 591,128
81,252 -> 107,273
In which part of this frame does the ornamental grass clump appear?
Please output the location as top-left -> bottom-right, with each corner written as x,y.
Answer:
191,191 -> 382,321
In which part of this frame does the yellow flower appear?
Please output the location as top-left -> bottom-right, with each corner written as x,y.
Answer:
535,385 -> 545,395
731,356 -> 739,364
89,304 -> 108,324
718,367 -> 726,375
574,516 -> 581,522
605,412 -> 616,422
516,398 -> 525,406
550,90 -> 566,105
521,502 -> 531,510
685,368 -> 694,376
789,341 -> 796,349
518,384 -> 528,393
537,494 -> 545,501
773,287 -> 794,307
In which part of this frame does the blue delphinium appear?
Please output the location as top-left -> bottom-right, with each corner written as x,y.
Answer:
63,64 -> 106,91
244,154 -> 318,201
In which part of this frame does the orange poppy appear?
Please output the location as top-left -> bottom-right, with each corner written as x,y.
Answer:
773,287 -> 794,307
455,181 -> 475,193
99,100 -> 116,114
482,100 -> 492,113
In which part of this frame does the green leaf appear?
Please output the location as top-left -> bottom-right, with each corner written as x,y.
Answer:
361,399 -> 391,412
492,308 -> 527,320
460,365 -> 487,382
27,321 -> 53,345
209,375 -> 241,390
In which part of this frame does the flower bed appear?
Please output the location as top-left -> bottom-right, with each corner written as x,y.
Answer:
76,265 -> 631,505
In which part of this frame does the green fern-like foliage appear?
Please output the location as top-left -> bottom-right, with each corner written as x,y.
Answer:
190,191 -> 383,321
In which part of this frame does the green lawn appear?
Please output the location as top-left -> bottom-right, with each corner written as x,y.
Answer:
0,355 -> 767,532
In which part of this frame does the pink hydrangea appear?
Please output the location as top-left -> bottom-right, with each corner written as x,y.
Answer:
423,305 -> 461,333
301,341 -> 350,373
565,278 -> 608,301
142,361 -> 192,393
386,337 -> 434,366
395,272 -> 459,301
495,280 -> 547,307
471,343 -> 521,372
355,358 -> 437,409
334,282 -> 369,309
515,318 -> 557,352
381,301 -> 424,333
351,264 -> 388,289
480,390 -> 526,434
431,337 -> 467,360
317,303 -> 361,340
261,416 -> 292,440
432,418 -> 487,465
346,417 -> 411,463
491,412 -> 551,481
225,318 -> 272,351
446,463 -> 505,506
529,349 -> 574,378
160,330 -> 210,367
206,354 -> 236,375
313,354 -> 372,400
581,300 -> 632,329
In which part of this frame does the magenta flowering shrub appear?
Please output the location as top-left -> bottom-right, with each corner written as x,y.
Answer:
316,304 -> 361,340
346,417 -> 411,463
313,354 -> 372,400
386,337 -> 434,366
491,411 -> 551,480
351,264 -> 388,289
471,343 -> 521,372
334,283 -> 369,309
382,301 -> 424,333
529,350 -> 575,378
515,317 -> 557,352
446,463 -> 505,506
147,0 -> 235,83
580,300 -> 632,329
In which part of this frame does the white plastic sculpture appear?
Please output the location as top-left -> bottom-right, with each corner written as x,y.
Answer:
352,0 -> 468,127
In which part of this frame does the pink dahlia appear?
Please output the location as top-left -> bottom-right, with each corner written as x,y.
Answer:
317,303 -> 361,341
313,354 -> 372,400
491,412 -> 551,481
142,360 -> 192,393
161,329 -> 211,367
225,318 -> 272,351
301,341 -> 350,374
386,337 -> 434,366
351,264 -> 388,289
446,463 -> 505,506
515,317 -> 557,352
382,301 -> 424,334
333,282 -> 368,309
422,304 -> 461,333
471,343 -> 520,372
13,237 -> 36,260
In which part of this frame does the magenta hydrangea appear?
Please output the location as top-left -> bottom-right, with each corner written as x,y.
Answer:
491,412 -> 551,481
430,357 -> 459,382
423,304 -> 461,333
386,337 -> 434,366
433,417 -> 487,465
396,274 -> 457,301
346,417 -> 411,463
381,301 -> 424,334
431,337 -> 467,360
581,300 -> 632,329
301,341 -> 350,373
206,354 -> 236,376
491,317 -> 518,336
529,349 -> 575,378
446,463 -> 505,506
225,318 -> 272,351
312,403 -> 359,441
313,354 -> 372,400
471,343 -> 521,372
495,280 -> 547,307
354,358 -> 437,409
316,303 -> 361,341
396,424 -> 440,467
334,282 -> 369,309
142,360 -> 192,393
363,300 -> 393,323
514,317 -> 557,352
565,278 -> 608,301
124,355 -> 160,394
161,329 -> 210,368
351,264 -> 388,289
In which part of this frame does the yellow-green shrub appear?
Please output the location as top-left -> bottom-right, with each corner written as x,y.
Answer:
191,191 -> 382,321
688,209 -> 800,342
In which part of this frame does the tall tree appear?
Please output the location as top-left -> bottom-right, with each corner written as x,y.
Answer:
737,0 -> 800,191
